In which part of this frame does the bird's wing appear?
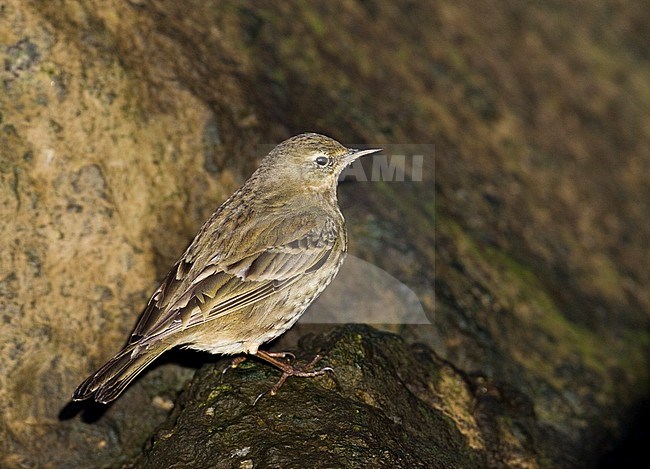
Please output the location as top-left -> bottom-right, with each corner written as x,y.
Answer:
130,209 -> 339,343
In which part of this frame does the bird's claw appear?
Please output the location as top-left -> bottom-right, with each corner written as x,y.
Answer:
251,351 -> 334,405
220,356 -> 248,383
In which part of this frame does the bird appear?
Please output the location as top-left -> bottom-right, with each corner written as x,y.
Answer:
73,133 -> 380,403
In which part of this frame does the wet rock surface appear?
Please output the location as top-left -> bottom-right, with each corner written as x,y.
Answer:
135,326 -> 493,468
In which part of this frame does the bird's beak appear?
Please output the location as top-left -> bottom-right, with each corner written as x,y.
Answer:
344,147 -> 382,164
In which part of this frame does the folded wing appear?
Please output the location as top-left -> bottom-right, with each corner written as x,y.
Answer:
130,209 -> 338,344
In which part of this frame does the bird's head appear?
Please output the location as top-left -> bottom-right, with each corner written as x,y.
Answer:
259,133 -> 381,192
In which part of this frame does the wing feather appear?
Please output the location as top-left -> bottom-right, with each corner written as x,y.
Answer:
130,208 -> 339,345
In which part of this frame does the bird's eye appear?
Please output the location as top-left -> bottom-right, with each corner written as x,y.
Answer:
315,155 -> 330,167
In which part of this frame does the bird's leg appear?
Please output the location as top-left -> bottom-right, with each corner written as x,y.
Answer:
253,350 -> 333,404
260,351 -> 296,360
222,352 -> 296,382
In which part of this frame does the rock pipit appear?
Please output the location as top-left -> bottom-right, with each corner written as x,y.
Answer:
73,133 -> 380,403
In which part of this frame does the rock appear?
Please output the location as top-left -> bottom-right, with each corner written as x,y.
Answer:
135,326 -> 488,468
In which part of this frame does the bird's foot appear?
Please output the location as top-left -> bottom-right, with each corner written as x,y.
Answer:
253,350 -> 333,404
220,355 -> 248,382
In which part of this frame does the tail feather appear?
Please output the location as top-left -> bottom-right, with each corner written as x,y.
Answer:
73,344 -> 167,404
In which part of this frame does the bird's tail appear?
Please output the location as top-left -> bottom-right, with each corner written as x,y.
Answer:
73,343 -> 167,404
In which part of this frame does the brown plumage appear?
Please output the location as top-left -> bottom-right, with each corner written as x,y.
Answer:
73,133 -> 380,403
